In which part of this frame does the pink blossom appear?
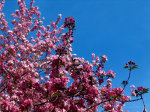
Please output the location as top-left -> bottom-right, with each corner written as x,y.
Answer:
91,53 -> 95,59
101,55 -> 108,63
107,70 -> 115,78
131,92 -> 136,96
130,85 -> 135,88
58,14 -> 62,19
0,0 -> 147,111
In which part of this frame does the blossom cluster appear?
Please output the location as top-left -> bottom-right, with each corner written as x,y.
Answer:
0,0 -> 148,112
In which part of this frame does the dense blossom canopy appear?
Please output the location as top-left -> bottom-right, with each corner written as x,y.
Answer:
0,0 -> 148,112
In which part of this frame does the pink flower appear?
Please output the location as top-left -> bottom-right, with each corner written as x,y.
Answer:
107,70 -> 115,78
101,55 -> 108,63
130,85 -> 135,88
131,92 -> 136,96
58,14 -> 62,19
45,75 -> 49,80
107,79 -> 112,83
91,53 -> 95,59
23,99 -> 33,109
95,57 -> 100,62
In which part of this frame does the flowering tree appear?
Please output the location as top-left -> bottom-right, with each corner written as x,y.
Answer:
0,0 -> 148,112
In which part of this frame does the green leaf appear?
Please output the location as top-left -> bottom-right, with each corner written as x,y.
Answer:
14,84 -> 17,89
101,91 -> 105,95
132,65 -> 138,69
51,91 -> 61,98
59,74 -> 64,77
124,65 -> 128,68
143,88 -> 149,94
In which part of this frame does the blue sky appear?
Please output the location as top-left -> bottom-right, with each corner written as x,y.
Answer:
4,0 -> 150,111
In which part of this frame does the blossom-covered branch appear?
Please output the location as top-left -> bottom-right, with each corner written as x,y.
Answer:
0,0 -> 148,112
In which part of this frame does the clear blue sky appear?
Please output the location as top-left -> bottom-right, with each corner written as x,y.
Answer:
4,0 -> 150,111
